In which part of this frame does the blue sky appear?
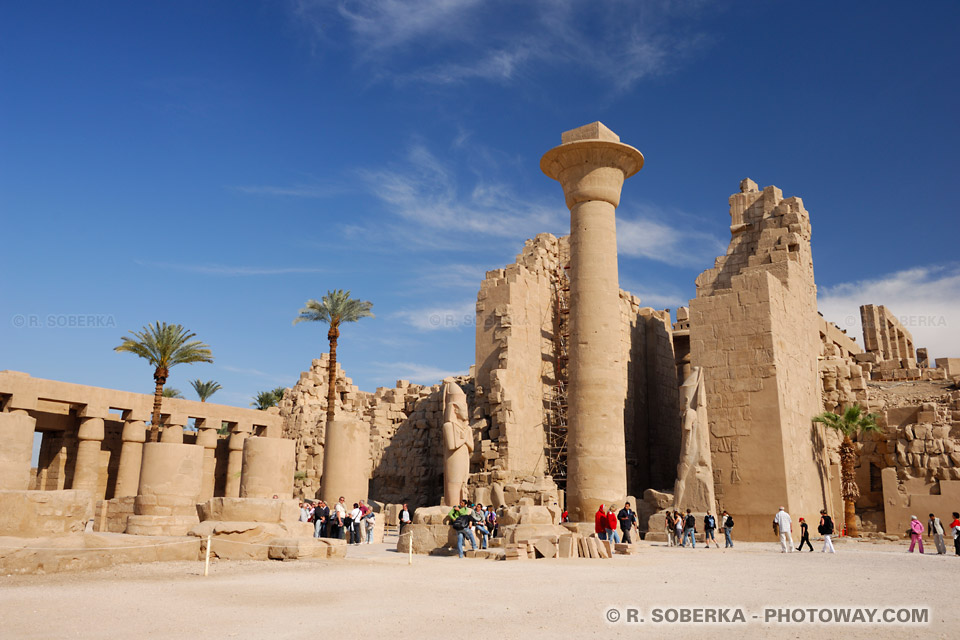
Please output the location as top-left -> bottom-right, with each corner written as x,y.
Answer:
2,0 -> 958,408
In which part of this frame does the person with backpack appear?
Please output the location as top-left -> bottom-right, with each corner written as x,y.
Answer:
348,502 -> 363,544
907,515 -> 925,553
721,511 -> 734,548
796,517 -> 813,552
681,509 -> 696,548
448,500 -> 476,558
818,509 -> 835,553
703,512 -> 719,548
618,502 -> 638,544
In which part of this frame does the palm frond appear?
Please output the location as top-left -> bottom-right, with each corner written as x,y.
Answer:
190,379 -> 222,402
115,322 -> 213,368
293,289 -> 374,327
162,387 -> 184,399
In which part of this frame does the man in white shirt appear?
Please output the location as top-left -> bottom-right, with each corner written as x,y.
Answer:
334,496 -> 347,540
399,503 -> 412,533
773,506 -> 793,553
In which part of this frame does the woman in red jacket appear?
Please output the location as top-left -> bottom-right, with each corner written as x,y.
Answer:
606,505 -> 622,544
595,505 -> 607,540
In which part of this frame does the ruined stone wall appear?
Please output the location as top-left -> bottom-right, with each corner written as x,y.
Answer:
818,317 -> 871,414
861,304 -> 915,362
689,179 -> 830,540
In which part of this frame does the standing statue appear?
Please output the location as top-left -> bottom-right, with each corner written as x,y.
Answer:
673,367 -> 716,513
442,379 -> 474,506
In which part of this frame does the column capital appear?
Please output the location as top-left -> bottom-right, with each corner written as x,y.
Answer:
77,416 -> 105,441
121,419 -> 147,443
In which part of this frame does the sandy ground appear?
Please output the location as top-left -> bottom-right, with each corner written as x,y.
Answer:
0,534 -> 955,640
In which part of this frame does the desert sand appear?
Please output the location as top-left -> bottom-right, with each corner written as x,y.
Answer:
1,534 -> 954,639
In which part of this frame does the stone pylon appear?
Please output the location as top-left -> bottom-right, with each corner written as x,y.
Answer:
540,122 -> 644,521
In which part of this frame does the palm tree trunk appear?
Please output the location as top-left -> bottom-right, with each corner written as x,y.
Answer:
150,379 -> 163,443
841,435 -> 858,537
326,324 -> 340,427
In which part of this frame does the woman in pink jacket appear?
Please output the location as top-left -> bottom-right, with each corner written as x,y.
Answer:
908,515 -> 925,553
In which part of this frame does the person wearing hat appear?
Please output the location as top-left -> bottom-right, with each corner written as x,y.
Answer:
908,515 -> 925,553
796,517 -> 813,552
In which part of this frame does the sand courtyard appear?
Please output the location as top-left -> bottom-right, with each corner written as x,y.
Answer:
1,534 -> 952,640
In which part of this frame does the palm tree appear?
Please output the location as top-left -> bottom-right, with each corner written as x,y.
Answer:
115,322 -> 213,442
294,290 -> 373,425
812,404 -> 880,537
190,379 -> 222,402
162,387 -> 184,399
252,389 -> 280,410
271,386 -> 287,402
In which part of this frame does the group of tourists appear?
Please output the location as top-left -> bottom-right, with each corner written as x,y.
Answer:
593,502 -> 640,544
299,497 -> 379,544
447,501 -> 499,558
771,507 -> 836,553
907,512 -> 960,555
664,508 -> 733,548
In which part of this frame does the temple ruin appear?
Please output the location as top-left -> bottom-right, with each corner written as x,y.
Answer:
2,121 -> 959,570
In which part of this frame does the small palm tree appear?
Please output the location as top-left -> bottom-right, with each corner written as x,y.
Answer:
115,322 -> 213,441
162,387 -> 184,399
252,389 -> 280,410
813,404 -> 880,537
190,379 -> 222,402
271,386 -> 287,402
294,290 -> 373,425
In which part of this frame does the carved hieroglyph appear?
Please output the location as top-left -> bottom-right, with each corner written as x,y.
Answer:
672,367 -> 716,512
442,379 -> 473,506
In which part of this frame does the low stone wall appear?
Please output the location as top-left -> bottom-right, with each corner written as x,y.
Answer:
0,533 -> 200,575
0,490 -> 93,537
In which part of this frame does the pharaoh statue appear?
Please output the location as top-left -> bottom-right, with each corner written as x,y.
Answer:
441,379 -> 474,506
672,366 -> 716,512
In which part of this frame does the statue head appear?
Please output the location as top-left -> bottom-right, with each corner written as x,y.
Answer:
442,379 -> 468,423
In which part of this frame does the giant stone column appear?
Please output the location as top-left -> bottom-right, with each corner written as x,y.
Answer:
541,122 -> 644,521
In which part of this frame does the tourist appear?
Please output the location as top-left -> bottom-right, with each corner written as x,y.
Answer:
796,517 -> 813,552
818,509 -> 835,553
674,511 -> 684,545
364,508 -> 376,544
485,505 -> 498,538
703,512 -> 719,548
908,515 -> 925,553
949,512 -> 960,556
313,500 -> 329,538
299,502 -> 311,523
399,503 -> 411,533
720,510 -> 734,548
773,506 -> 793,553
595,504 -> 607,541
332,496 -> 346,540
349,502 -> 363,544
448,500 -> 476,558
358,500 -> 371,543
561,508 -> 569,523
681,509 -> 696,548
927,513 -> 946,555
605,505 -> 621,544
471,503 -> 490,549
618,502 -> 638,544
665,511 -> 675,546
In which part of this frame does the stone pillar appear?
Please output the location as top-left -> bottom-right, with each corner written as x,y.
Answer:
196,420 -> 219,502
115,419 -> 146,498
224,428 -> 250,498
541,121 -> 643,521
240,437 -> 296,499
321,419 -> 369,504
160,415 -> 185,444
0,411 -> 36,490
126,442 -> 202,535
72,417 -> 104,494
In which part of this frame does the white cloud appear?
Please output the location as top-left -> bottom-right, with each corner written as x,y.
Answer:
291,0 -> 712,91
230,184 -> 345,198
619,278 -> 690,310
392,301 -> 475,331
818,265 -> 960,361
371,360 -> 466,386
617,211 -> 726,267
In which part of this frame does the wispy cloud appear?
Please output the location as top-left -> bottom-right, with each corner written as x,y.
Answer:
229,184 -> 346,198
290,0 -> 713,91
136,260 -> 325,276
818,265 -> 960,360
393,300 -> 475,331
371,360 -> 466,386
617,209 -> 725,267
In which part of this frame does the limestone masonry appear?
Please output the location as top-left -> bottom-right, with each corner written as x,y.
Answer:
2,122 -> 958,562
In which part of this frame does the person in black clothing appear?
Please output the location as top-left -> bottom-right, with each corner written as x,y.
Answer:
617,502 -> 639,543
796,517 -> 813,552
